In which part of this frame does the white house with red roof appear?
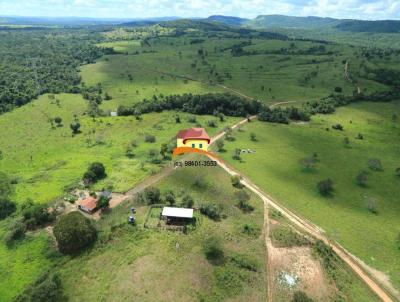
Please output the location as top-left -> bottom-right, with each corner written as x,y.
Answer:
176,128 -> 210,151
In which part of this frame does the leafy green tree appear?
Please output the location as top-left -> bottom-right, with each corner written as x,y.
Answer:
53,212 -> 97,254
396,167 -> 400,177
54,117 -> 62,127
164,190 -> 176,205
70,122 -> 81,134
199,203 -> 223,220
22,201 -> 54,229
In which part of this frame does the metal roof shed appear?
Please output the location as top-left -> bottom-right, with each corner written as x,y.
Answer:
162,207 -> 193,219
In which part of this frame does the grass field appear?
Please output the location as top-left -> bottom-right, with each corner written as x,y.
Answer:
58,163 -> 267,302
0,93 -> 239,203
220,100 -> 400,291
0,221 -> 56,301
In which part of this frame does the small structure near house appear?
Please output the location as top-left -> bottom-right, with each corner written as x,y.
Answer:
161,207 -> 194,225
77,196 -> 97,213
98,191 -> 112,199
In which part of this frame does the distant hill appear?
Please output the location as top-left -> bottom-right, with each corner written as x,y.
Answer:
335,20 -> 400,33
206,15 -> 248,26
246,15 -> 340,29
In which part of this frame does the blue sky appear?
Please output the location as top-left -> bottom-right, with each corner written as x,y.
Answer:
0,0 -> 399,20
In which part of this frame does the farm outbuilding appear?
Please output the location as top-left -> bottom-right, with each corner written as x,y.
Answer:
162,207 -> 193,224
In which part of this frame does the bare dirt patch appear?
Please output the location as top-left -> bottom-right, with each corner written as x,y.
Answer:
269,244 -> 335,302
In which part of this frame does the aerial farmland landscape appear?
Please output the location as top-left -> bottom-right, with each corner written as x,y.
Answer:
0,1 -> 399,301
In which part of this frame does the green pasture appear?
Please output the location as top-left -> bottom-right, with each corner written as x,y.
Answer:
85,36 -> 389,110
0,93 -> 239,203
220,100 -> 400,291
58,164 -> 267,302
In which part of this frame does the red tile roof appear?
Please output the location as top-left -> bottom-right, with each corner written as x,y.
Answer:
78,196 -> 97,211
177,128 -> 210,143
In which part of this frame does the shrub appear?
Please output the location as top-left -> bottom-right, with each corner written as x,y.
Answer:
53,212 -> 97,254
343,137 -> 350,147
230,253 -> 259,272
242,223 -> 261,237
4,218 -> 26,246
187,115 -> 197,123
175,115 -> 181,123
22,201 -> 54,229
271,225 -> 309,247
332,123 -> 343,131
14,272 -> 65,302
356,133 -> 364,140
250,132 -> 257,141
54,117 -> 62,127
144,187 -> 161,204
355,170 -> 368,187
203,236 -> 224,265
181,194 -> 194,208
144,134 -> 156,143
334,86 -> 343,93
207,120 -> 217,127
70,122 -> 81,134
365,196 -> 378,214
164,190 -> 175,205
292,290 -> 314,302
235,190 -> 253,212
317,179 -> 334,196
232,148 -> 241,160
299,156 -> 317,171
368,158 -> 383,171
396,167 -> 400,177
216,139 -> 225,151
199,203 -> 223,220
231,175 -> 242,188
0,198 -> 16,220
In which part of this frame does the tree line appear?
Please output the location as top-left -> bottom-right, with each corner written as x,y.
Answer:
117,93 -> 262,117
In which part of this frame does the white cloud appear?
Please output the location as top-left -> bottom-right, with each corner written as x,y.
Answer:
0,0 -> 398,20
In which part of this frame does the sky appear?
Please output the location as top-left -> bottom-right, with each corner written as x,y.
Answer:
0,0 -> 399,20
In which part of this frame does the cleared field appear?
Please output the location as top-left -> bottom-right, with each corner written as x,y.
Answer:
58,164 -> 267,302
0,93 -> 239,203
220,100 -> 400,291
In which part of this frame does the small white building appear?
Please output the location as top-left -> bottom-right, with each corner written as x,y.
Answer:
162,207 -> 193,224
110,111 -> 118,117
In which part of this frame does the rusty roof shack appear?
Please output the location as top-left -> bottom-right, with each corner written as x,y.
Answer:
77,196 -> 97,213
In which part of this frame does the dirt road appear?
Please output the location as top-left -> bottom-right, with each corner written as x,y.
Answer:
211,157 -> 396,302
